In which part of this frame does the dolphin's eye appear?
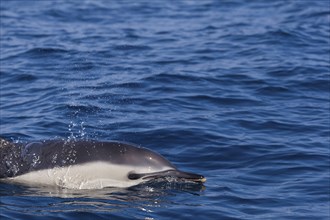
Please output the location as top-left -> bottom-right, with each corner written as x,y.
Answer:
128,172 -> 143,180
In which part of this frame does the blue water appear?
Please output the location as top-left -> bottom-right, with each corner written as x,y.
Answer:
0,0 -> 329,219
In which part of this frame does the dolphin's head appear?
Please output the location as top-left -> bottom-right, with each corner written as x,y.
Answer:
123,146 -> 206,184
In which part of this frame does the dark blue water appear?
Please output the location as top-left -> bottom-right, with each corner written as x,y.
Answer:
1,0 -> 329,219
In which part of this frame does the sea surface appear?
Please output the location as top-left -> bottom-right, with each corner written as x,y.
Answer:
0,0 -> 329,219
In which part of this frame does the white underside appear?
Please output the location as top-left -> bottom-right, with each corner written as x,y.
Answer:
7,162 -> 168,189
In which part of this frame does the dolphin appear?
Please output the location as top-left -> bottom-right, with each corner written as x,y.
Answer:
0,138 -> 206,189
